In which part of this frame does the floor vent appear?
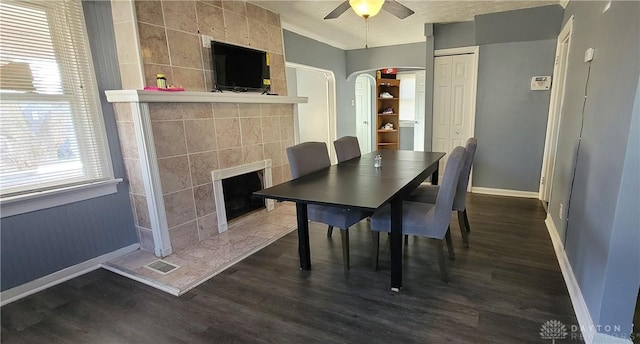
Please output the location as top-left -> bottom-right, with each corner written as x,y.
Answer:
144,260 -> 180,275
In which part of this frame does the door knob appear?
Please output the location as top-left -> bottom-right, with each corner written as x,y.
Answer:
364,121 -> 368,124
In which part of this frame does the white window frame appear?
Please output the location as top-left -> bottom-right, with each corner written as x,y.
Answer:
0,0 -> 120,218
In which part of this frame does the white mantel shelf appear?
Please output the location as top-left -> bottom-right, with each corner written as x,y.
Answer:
105,90 -> 308,104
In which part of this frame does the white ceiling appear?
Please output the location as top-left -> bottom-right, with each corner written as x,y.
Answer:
251,1 -> 561,50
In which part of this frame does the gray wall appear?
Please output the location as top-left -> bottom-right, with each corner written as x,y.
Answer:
283,30 -> 356,138
0,1 -> 137,291
399,127 -> 414,150
598,78 -> 639,336
434,22 -> 475,50
549,1 -> 640,335
475,5 -> 564,45
435,7 -> 562,192
345,42 -> 426,77
473,39 -> 556,191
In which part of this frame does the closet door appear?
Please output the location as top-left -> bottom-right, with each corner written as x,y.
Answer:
432,54 -> 475,180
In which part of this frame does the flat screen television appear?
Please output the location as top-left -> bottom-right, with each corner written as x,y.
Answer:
211,41 -> 270,92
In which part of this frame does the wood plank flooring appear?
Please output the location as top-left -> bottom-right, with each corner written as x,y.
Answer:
1,194 -> 582,343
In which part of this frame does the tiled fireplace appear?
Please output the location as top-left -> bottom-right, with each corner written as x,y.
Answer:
107,0 -> 305,257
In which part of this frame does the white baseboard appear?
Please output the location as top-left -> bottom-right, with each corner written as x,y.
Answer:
471,187 -> 539,198
545,216 -> 632,344
0,243 -> 140,306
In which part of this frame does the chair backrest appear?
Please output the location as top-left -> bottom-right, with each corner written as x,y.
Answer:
333,136 -> 361,163
433,146 -> 466,233
286,142 -> 331,179
452,138 -> 478,211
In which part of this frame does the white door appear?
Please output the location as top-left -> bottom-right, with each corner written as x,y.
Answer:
432,53 -> 476,181
540,18 -> 573,202
355,74 -> 372,154
293,67 -> 336,162
414,70 -> 426,151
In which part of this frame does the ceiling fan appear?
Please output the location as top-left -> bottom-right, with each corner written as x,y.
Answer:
324,0 -> 415,20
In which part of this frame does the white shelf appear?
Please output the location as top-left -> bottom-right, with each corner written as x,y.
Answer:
105,90 -> 308,104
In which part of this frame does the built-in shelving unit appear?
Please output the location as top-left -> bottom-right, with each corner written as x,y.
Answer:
376,78 -> 400,150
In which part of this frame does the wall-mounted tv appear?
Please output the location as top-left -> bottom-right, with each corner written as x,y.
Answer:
211,41 -> 270,92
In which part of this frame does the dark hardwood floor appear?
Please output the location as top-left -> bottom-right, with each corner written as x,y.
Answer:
1,194 -> 581,343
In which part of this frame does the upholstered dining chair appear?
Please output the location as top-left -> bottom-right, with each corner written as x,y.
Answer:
325,136 -> 363,238
287,142 -> 372,271
334,136 -> 361,163
370,146 -> 466,282
407,138 -> 477,247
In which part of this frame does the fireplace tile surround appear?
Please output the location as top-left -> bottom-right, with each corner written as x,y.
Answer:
108,0 -> 302,256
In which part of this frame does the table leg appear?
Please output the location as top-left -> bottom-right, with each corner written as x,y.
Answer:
296,202 -> 311,270
431,165 -> 439,185
390,197 -> 403,291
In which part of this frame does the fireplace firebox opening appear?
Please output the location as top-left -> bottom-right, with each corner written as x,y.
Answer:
222,171 -> 265,221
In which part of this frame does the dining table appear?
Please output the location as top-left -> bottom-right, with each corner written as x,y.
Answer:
254,149 -> 445,291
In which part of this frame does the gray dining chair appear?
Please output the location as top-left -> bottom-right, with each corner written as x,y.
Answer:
407,138 -> 477,247
370,146 -> 466,282
286,141 -> 372,271
325,136 -> 363,238
334,136 -> 361,163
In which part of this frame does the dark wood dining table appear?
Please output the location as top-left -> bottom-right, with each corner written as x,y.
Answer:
254,149 -> 445,291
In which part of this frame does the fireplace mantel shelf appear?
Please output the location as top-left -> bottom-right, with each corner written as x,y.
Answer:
105,90 -> 308,104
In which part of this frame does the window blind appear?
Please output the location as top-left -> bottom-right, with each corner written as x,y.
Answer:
397,73 -> 416,122
0,0 -> 112,198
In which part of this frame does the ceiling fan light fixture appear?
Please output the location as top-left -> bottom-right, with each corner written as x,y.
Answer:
349,0 -> 384,19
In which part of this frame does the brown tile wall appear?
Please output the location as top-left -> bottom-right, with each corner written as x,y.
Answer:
133,0 -> 287,95
112,0 -> 294,252
149,102 -> 294,238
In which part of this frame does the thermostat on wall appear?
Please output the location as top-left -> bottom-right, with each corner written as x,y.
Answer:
531,76 -> 551,90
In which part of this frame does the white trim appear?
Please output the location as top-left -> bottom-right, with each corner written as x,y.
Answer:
0,243 -> 139,306
539,16 -> 574,201
434,46 -> 478,57
281,21 -> 348,50
399,120 -> 415,128
471,187 -> 539,198
286,62 -> 338,162
560,0 -> 571,9
1,179 -> 122,218
105,90 -> 308,104
211,160 -> 275,233
545,217 -> 633,344
132,103 -> 172,257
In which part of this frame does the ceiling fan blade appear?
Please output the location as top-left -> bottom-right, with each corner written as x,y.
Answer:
324,1 -> 351,19
382,0 -> 415,19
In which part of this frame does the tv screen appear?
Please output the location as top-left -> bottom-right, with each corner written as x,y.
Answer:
211,42 -> 269,92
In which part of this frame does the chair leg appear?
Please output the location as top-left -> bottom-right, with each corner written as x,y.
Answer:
445,226 -> 455,260
457,211 -> 470,248
371,231 -> 380,271
327,225 -> 334,237
340,228 -> 350,271
432,239 -> 450,283
463,209 -> 471,233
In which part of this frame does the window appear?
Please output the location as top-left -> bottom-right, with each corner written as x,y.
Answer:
397,72 -> 416,121
0,0 -> 114,206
